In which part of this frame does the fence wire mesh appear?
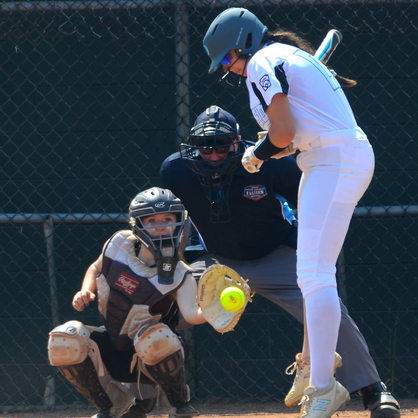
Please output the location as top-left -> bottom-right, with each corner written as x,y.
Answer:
0,0 -> 417,411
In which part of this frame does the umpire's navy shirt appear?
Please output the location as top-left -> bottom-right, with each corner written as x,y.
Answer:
160,152 -> 301,261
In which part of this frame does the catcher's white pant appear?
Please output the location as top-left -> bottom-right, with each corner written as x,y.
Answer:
296,135 -> 375,296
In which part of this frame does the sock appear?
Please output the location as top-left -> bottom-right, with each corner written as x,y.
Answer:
304,286 -> 341,388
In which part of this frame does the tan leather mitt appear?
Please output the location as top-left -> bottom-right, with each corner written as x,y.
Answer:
197,260 -> 252,334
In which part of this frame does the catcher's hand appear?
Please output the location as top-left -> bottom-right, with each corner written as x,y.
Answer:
257,131 -> 296,159
197,260 -> 252,334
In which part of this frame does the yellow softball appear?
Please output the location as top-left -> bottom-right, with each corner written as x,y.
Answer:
220,287 -> 245,312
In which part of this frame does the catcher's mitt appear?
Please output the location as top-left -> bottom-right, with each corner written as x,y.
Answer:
197,260 -> 252,334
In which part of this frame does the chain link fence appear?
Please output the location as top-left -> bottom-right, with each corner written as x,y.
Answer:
1,0 -> 417,411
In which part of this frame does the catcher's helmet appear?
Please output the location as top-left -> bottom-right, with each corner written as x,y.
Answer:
129,187 -> 186,284
179,106 -> 244,223
203,7 -> 268,74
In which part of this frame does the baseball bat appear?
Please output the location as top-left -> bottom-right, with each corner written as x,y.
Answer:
314,29 -> 343,64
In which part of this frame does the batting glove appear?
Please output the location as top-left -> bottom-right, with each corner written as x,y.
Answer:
242,146 -> 265,173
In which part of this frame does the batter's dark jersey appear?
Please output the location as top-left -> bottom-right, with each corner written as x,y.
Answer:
160,152 -> 301,261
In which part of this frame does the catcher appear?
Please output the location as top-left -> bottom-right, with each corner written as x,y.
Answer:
47,187 -> 249,418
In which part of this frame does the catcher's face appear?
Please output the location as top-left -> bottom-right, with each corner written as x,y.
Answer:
141,213 -> 177,238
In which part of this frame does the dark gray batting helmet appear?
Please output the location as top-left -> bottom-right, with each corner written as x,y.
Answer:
203,7 -> 268,74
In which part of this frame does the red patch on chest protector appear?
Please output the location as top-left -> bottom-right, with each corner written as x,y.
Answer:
115,272 -> 139,295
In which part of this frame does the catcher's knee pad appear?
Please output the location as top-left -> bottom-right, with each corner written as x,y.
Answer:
48,320 -> 91,366
134,323 -> 182,366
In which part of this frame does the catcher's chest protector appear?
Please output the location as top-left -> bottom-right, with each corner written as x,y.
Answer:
98,231 -> 189,350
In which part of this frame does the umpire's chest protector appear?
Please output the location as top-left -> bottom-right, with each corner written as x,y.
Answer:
97,230 -> 188,351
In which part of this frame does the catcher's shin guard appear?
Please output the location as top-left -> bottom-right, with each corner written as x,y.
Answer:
358,382 -> 400,418
144,350 -> 189,408
57,356 -> 113,411
285,352 -> 343,407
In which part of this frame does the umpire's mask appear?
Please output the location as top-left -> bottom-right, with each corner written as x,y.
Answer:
179,105 -> 244,223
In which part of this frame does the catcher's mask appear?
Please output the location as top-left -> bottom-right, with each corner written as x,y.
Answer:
129,187 -> 186,285
179,105 -> 244,223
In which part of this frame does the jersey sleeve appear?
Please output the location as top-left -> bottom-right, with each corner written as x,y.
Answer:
247,55 -> 289,110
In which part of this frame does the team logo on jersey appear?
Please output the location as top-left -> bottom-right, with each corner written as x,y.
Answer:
115,272 -> 139,295
259,74 -> 271,91
243,185 -> 268,201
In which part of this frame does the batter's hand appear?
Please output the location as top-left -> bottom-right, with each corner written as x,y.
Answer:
72,290 -> 96,311
242,146 -> 264,173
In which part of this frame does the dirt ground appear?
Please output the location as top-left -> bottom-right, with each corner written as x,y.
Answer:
1,398 -> 417,418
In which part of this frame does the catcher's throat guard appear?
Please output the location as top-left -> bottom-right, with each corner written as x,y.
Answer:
197,260 -> 252,333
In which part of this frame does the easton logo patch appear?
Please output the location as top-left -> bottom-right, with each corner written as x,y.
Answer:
259,74 -> 271,91
115,272 -> 139,295
243,185 -> 268,201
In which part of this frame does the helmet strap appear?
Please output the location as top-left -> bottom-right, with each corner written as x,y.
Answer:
218,56 -> 250,89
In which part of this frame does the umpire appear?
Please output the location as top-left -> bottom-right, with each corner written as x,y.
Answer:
160,105 -> 401,418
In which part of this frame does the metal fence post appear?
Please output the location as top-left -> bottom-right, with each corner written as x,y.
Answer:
42,216 -> 60,408
175,0 -> 191,145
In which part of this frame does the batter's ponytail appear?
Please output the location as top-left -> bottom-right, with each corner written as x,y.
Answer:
262,30 -> 357,88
